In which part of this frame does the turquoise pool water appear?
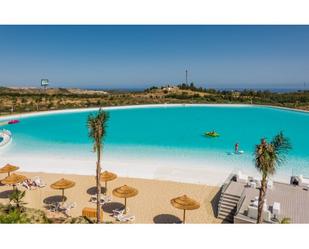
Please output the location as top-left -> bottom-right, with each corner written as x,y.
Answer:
1,105 -> 309,181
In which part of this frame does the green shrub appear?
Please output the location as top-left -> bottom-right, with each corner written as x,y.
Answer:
0,209 -> 30,224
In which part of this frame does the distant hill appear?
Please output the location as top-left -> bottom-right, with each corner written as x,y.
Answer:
0,87 -> 108,95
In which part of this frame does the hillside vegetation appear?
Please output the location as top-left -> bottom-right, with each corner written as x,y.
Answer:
1,84 -> 309,116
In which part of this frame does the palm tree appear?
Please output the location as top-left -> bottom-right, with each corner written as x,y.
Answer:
254,132 -> 291,223
87,109 -> 109,223
9,189 -> 27,212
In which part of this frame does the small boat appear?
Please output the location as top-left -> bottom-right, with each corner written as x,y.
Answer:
205,131 -> 220,137
8,119 -> 20,125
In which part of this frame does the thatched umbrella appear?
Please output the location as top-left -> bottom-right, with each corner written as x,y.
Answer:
171,195 -> 200,224
1,173 -> 27,189
112,185 -> 138,214
100,171 -> 117,194
50,178 -> 75,203
0,164 -> 19,176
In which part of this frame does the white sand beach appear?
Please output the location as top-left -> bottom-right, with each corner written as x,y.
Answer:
0,171 -> 222,224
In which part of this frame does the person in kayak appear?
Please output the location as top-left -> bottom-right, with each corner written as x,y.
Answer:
235,143 -> 239,154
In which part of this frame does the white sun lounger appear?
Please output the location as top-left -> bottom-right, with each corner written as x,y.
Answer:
267,179 -> 274,189
89,195 -> 112,205
116,214 -> 135,222
33,176 -> 46,188
298,175 -> 309,187
236,171 -> 248,183
20,180 -> 37,190
21,181 -> 31,190
111,208 -> 129,217
273,202 -> 280,218
48,202 -> 61,212
61,202 -> 77,215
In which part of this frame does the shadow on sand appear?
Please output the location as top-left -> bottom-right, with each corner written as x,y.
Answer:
210,189 -> 221,218
153,214 -> 182,224
102,202 -> 125,214
43,195 -> 67,204
87,186 -> 107,195
0,190 -> 14,199
210,188 -> 231,224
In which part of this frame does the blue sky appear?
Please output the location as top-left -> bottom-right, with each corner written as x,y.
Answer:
0,25 -> 309,89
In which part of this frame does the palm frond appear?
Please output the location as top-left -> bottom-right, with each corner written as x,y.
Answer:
87,109 -> 109,147
270,131 -> 292,166
254,132 -> 291,177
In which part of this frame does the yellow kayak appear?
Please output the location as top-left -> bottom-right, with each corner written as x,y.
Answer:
205,132 -> 220,137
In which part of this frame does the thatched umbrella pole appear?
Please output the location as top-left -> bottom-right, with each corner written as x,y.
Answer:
50,178 -> 75,205
171,195 -> 200,224
113,185 -> 138,214
100,171 -> 117,195
124,198 -> 127,213
62,189 -> 65,203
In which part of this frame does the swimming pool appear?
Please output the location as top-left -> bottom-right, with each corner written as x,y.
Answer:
1,104 -> 308,185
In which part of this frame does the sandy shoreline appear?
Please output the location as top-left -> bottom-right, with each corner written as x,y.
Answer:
1,103 -> 308,121
0,171 -> 222,224
0,103 -> 252,120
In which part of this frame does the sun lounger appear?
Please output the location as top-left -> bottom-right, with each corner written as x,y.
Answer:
48,202 -> 61,212
89,195 -> 112,205
33,176 -> 46,188
247,202 -> 270,222
267,179 -> 273,189
236,171 -> 248,184
248,181 -> 257,188
263,209 -> 271,222
298,175 -> 309,187
255,180 -> 261,188
21,180 -> 37,190
251,199 -> 267,209
116,213 -> 135,222
111,208 -> 128,217
273,202 -> 280,218
21,181 -> 31,190
60,202 -> 77,215
247,205 -> 258,219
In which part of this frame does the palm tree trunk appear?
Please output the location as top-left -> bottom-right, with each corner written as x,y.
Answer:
96,144 -> 102,223
257,176 -> 267,223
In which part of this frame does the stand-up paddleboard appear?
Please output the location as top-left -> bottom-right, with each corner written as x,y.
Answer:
227,150 -> 244,155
